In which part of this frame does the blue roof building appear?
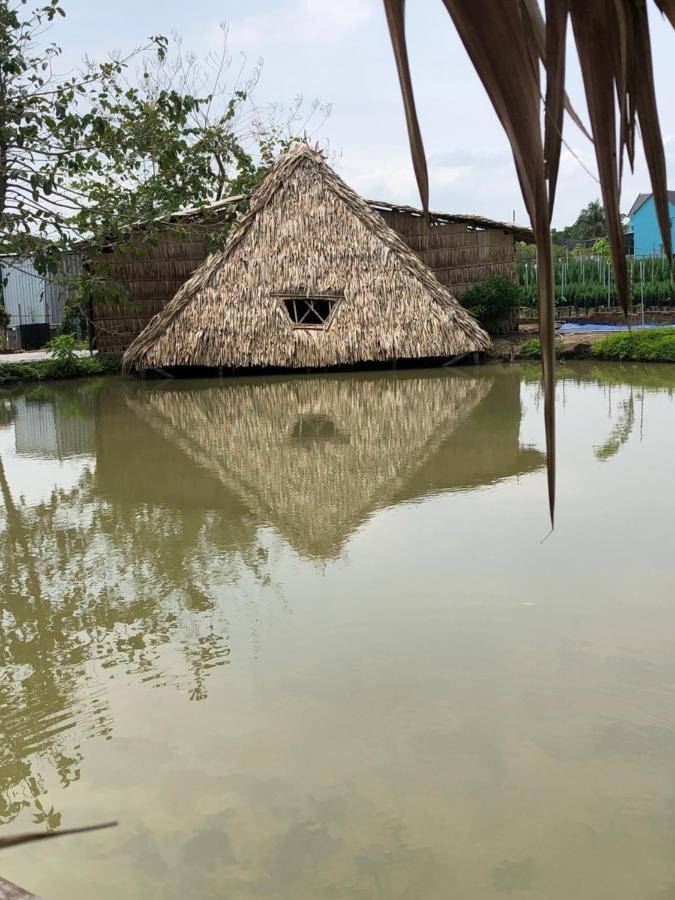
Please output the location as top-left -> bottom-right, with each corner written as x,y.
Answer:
628,191 -> 675,257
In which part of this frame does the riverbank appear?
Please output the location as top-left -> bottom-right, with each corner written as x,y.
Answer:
490,326 -> 675,363
0,353 -> 121,385
0,329 -> 673,386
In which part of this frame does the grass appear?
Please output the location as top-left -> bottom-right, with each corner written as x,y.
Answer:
0,353 -> 122,385
591,328 -> 675,362
518,337 -> 564,359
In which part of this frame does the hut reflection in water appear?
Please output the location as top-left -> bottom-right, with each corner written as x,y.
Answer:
105,369 -> 543,560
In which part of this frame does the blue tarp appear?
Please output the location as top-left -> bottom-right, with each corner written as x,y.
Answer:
557,322 -> 675,334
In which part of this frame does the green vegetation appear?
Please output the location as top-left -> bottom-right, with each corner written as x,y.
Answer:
591,328 -> 675,362
518,254 -> 674,310
518,337 -> 564,359
44,334 -> 83,376
0,353 -> 121,385
518,330 -> 675,362
1,0 -> 325,320
459,276 -> 521,335
551,200 -> 607,246
518,199 -> 673,311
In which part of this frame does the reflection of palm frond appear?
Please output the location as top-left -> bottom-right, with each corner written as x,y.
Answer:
594,395 -> 636,462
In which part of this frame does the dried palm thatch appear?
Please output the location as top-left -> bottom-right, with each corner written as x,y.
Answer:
91,205 -> 239,353
122,143 -> 490,373
382,0 -> 674,524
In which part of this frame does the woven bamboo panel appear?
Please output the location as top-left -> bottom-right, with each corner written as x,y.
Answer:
377,209 -> 517,295
92,227 -> 219,352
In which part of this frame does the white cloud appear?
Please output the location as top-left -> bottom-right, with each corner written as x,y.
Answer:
229,0 -> 376,49
336,145 -> 419,204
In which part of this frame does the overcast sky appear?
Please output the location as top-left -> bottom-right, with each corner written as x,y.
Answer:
51,0 -> 674,228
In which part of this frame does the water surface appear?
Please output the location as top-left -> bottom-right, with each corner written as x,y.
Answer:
1,363 -> 674,899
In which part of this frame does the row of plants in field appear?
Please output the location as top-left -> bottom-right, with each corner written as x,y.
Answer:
517,251 -> 674,308
519,279 -> 675,308
518,253 -> 673,285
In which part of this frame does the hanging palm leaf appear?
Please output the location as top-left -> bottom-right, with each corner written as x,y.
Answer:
382,0 -> 673,524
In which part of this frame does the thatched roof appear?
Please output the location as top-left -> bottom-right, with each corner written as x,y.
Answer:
122,143 -> 489,372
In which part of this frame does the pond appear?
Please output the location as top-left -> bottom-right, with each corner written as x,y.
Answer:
1,362 -> 674,899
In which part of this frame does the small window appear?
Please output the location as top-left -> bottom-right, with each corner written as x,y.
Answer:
279,295 -> 340,329
291,414 -> 346,444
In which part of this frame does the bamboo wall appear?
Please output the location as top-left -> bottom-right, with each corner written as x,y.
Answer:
92,220 -> 227,353
376,209 -> 518,296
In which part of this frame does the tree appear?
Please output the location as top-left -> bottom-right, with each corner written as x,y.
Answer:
590,236 -> 610,259
551,200 -> 606,245
574,200 -> 606,241
0,3 -> 325,296
0,0 -> 172,272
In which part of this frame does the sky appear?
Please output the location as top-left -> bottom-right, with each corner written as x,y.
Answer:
49,0 -> 675,228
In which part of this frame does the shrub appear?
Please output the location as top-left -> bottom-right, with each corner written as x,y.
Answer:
0,352 -> 121,385
592,328 -> 675,362
0,305 -> 10,330
518,337 -> 564,359
459,275 -> 522,335
45,333 -> 81,376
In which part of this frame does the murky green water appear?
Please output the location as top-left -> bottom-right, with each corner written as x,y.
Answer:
1,363 -> 674,899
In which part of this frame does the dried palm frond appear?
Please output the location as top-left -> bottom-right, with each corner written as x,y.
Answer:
382,0 -> 673,524
0,821 -> 117,850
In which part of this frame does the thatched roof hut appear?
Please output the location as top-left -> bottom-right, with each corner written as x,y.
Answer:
122,143 -> 489,373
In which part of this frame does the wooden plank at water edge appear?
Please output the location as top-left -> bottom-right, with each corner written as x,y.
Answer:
0,877 -> 39,900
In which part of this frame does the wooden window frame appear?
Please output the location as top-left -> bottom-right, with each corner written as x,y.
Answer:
273,292 -> 343,330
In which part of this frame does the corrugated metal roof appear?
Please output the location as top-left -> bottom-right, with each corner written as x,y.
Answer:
628,190 -> 675,218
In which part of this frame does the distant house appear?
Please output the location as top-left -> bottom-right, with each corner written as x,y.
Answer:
628,191 -> 675,257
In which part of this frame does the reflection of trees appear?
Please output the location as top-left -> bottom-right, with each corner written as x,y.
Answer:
0,370 -> 542,829
0,387 -> 274,826
0,397 -> 15,429
523,363 -> 663,464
